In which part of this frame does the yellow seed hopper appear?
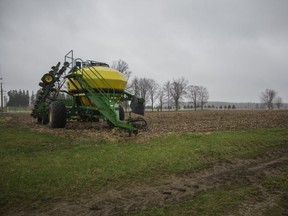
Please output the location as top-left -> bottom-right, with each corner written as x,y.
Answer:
66,66 -> 127,92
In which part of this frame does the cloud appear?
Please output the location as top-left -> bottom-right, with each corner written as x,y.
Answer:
0,0 -> 287,102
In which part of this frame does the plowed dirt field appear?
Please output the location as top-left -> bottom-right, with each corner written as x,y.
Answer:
4,110 -> 288,141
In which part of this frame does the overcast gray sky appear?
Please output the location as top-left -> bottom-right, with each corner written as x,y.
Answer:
0,0 -> 287,103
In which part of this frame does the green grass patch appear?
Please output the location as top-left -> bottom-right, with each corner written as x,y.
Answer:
0,126 -> 288,213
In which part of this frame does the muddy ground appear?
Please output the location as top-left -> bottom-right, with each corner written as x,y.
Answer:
2,110 -> 288,215
4,110 -> 288,142
38,150 -> 288,216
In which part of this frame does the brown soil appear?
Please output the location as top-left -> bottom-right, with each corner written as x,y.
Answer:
2,110 -> 288,215
3,110 -> 288,142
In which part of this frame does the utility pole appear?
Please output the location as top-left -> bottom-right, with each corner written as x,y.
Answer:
0,77 -> 3,112
0,63 -> 3,112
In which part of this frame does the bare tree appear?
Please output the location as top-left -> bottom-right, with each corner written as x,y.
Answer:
198,86 -> 209,110
148,79 -> 159,111
260,89 -> 277,110
163,81 -> 171,110
111,59 -> 132,81
188,85 -> 200,111
123,76 -> 138,111
128,77 -> 140,97
129,77 -> 158,109
157,87 -> 165,111
170,77 -> 188,111
275,97 -> 283,109
138,78 -> 151,105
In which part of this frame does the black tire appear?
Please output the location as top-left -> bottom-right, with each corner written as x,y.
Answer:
92,118 -> 100,122
119,105 -> 125,121
39,82 -> 45,88
42,114 -> 49,125
49,101 -> 67,128
107,119 -> 114,128
41,73 -> 55,85
37,117 -> 42,123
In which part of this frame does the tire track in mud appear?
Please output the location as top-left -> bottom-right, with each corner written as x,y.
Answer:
39,151 -> 288,216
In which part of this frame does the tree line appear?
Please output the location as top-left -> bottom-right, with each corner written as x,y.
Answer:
6,89 -> 72,107
5,60 -> 284,110
260,89 -> 283,110
7,90 -> 30,107
112,60 -> 209,111
113,59 -> 285,111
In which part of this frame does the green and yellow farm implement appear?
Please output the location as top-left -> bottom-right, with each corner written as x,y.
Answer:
31,50 -> 146,135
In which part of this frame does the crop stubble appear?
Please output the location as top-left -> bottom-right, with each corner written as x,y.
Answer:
4,110 -> 288,141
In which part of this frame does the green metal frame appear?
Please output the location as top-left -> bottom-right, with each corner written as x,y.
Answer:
32,50 -> 143,134
65,71 -> 136,132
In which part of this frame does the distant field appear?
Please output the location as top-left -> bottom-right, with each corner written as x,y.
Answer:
0,111 -> 288,215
